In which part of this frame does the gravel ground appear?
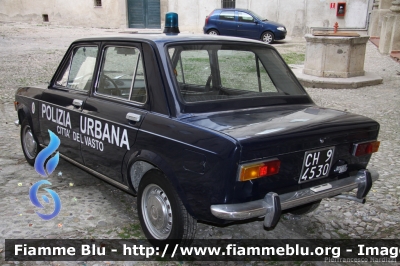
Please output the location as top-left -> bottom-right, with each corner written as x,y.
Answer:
0,22 -> 399,265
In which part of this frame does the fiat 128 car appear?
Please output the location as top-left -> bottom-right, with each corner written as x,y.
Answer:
15,30 -> 380,246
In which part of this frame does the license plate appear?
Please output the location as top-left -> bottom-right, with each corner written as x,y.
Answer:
299,147 -> 335,183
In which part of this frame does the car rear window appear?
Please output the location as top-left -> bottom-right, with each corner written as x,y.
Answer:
167,44 -> 306,104
219,11 -> 235,21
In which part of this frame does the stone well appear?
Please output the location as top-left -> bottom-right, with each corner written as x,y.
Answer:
303,34 -> 370,78
292,33 -> 383,88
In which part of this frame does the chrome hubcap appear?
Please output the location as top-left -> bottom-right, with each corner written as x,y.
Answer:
142,184 -> 172,239
209,31 -> 218,35
263,34 -> 272,43
23,126 -> 37,159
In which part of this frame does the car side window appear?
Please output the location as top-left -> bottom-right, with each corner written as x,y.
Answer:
219,11 -> 235,21
238,12 -> 255,23
97,46 -> 147,103
56,46 -> 98,91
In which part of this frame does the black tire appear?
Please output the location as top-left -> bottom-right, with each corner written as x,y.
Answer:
137,170 -> 197,247
287,200 -> 321,216
261,31 -> 274,44
207,29 -> 219,35
20,119 -> 41,166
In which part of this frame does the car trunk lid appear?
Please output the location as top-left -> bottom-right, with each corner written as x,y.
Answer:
181,105 -> 379,200
182,105 -> 379,159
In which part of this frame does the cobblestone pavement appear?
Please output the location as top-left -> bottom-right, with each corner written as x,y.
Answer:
0,22 -> 399,265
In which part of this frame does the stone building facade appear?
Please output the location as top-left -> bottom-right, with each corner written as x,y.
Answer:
369,0 -> 400,56
0,0 -> 374,37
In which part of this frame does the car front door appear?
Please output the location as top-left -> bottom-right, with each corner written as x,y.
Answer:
236,11 -> 260,39
40,44 -> 99,164
217,10 -> 237,36
80,43 -> 148,182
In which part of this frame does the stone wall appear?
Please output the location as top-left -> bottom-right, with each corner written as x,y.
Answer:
369,0 -> 393,37
0,0 -> 373,36
0,0 -> 127,28
370,0 -> 400,55
165,0 -> 373,36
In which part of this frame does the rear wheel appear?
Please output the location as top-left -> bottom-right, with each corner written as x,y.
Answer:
261,31 -> 274,44
137,170 -> 197,246
20,119 -> 40,166
287,200 -> 321,216
207,29 -> 219,35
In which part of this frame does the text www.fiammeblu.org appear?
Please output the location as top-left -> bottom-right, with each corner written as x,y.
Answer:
121,243 -> 399,260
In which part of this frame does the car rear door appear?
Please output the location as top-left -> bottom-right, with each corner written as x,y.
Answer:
80,42 -> 148,182
41,44 -> 100,164
216,10 -> 237,36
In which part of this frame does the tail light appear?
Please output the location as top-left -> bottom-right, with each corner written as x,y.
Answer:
14,101 -> 19,111
238,159 -> 281,181
352,141 -> 380,157
205,11 -> 214,25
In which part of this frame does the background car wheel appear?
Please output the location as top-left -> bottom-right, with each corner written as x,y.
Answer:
207,29 -> 219,35
261,31 -> 274,44
20,119 -> 41,166
137,170 -> 197,247
287,200 -> 321,216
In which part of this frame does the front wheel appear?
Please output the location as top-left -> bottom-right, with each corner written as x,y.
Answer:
261,31 -> 274,44
20,119 -> 41,166
137,170 -> 197,246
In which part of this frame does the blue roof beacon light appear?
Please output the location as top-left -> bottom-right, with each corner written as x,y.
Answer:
163,12 -> 180,34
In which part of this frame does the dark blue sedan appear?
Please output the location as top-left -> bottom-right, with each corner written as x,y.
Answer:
203,8 -> 287,44
15,33 -> 379,247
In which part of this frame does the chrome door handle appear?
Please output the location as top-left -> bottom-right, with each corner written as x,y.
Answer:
126,112 -> 141,122
72,99 -> 83,108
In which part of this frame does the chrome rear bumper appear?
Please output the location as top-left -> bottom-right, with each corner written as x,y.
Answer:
210,169 -> 378,227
